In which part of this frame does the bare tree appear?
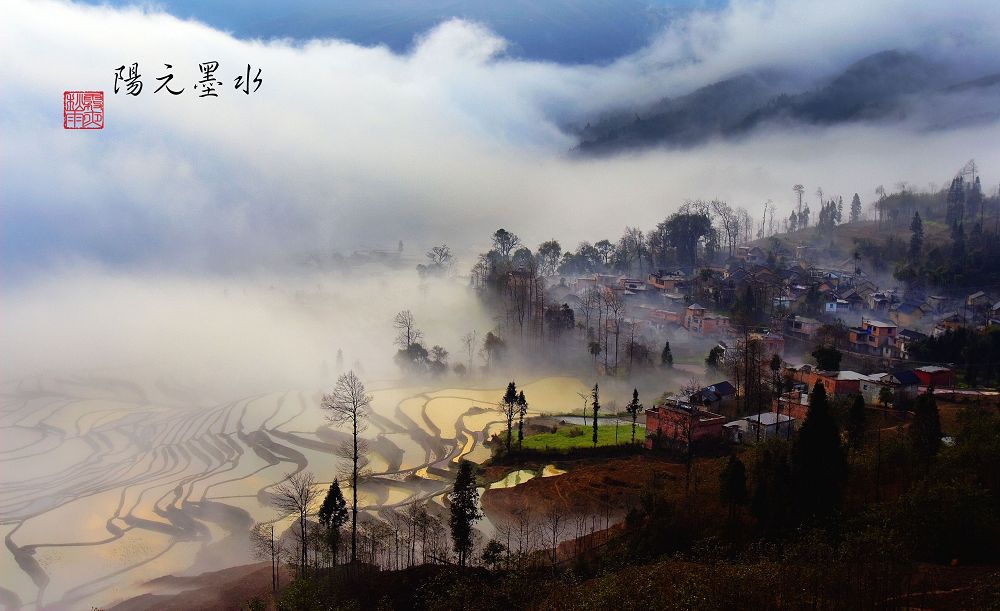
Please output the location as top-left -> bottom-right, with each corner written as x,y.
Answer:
736,207 -> 753,245
250,522 -> 284,593
793,184 -> 805,216
426,245 -> 454,269
461,331 -> 477,374
606,291 -> 626,374
271,471 -> 319,575
543,507 -> 565,566
393,310 -> 423,349
580,287 -> 600,342
710,199 -> 739,256
322,371 -> 372,563
617,226 -> 646,275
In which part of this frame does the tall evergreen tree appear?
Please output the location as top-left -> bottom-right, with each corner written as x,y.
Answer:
847,394 -> 867,449
910,389 -> 942,469
626,388 -> 643,444
738,284 -> 757,323
878,385 -> 894,409
850,193 -> 862,222
449,460 -> 482,566
792,381 -> 848,517
811,344 -> 842,371
502,381 -> 518,453
706,345 -> 724,371
909,211 -> 924,259
318,480 -> 349,563
970,175 -> 984,223
769,353 -> 783,394
719,453 -> 748,521
751,439 -> 793,536
591,383 -> 601,448
661,340 -> 674,368
516,390 -> 528,448
946,176 -> 966,229
951,223 -> 966,264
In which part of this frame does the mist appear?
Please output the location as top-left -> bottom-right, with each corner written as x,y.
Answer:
0,265 -> 495,393
4,1 -> 1000,607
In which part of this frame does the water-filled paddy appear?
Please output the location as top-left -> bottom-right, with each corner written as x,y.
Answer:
0,373 -> 585,610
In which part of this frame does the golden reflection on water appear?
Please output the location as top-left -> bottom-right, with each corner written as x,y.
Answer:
0,374 -> 585,609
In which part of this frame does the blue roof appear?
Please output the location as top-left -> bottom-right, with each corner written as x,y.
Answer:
891,370 -> 920,386
703,381 -> 736,397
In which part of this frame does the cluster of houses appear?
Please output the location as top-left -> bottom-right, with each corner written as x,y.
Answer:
643,364 -> 955,449
551,249 -> 997,364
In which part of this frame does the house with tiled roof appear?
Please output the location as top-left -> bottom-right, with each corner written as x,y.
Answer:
890,301 -> 931,327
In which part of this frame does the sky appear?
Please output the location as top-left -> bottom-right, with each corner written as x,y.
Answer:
74,0 -> 726,65
3,0 -> 1000,277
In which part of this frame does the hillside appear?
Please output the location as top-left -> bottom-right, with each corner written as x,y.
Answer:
575,50 -> 1000,154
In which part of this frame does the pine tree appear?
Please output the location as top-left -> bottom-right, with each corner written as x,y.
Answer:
591,383 -> 601,448
502,381 -> 518,453
739,283 -> 757,323
909,211 -> 923,259
449,460 -> 482,566
946,177 -> 966,230
516,390 -> 528,447
318,480 -> 349,563
706,345 -> 724,371
751,439 -> 793,536
836,196 -> 843,223
970,175 -> 984,223
769,353 -> 783,393
878,385 -> 894,409
847,394 -> 866,449
850,193 -> 862,223
792,381 -> 847,517
910,390 -> 942,469
811,344 -> 842,371
952,223 -> 966,264
719,453 -> 748,521
661,340 -> 673,368
626,388 -> 643,444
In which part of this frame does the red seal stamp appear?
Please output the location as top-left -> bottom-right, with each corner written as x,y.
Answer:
64,91 -> 104,129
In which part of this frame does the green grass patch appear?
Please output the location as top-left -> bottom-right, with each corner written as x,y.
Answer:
521,424 -> 642,450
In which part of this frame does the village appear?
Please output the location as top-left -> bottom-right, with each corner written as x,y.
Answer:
543,240 -> 998,452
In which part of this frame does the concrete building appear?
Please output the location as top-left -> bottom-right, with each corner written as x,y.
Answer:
724,412 -> 795,444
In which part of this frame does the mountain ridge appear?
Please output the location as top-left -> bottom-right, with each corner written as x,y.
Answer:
574,50 -> 1000,154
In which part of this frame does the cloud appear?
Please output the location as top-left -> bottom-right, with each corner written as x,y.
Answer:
1,0 -> 1000,276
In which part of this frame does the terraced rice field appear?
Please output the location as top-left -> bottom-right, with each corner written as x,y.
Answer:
0,373 -> 588,610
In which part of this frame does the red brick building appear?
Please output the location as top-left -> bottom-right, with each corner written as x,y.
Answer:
773,389 -> 810,421
645,397 -> 726,449
788,365 -> 868,398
